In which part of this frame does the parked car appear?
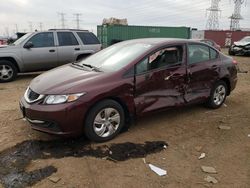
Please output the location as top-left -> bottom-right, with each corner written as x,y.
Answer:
229,36 -> 250,56
20,38 -> 238,142
192,39 -> 221,51
0,29 -> 101,82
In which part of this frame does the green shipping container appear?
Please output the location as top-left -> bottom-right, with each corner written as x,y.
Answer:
97,25 -> 191,48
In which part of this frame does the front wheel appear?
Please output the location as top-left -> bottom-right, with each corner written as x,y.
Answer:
84,100 -> 125,142
206,81 -> 228,109
0,60 -> 17,83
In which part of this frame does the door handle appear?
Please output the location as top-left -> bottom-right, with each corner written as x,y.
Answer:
75,48 -> 80,51
49,49 -> 55,52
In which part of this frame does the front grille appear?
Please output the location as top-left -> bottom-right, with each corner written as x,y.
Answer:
27,89 -> 40,101
24,87 -> 44,103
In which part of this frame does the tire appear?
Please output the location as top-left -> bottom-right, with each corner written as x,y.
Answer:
228,48 -> 235,56
0,60 -> 18,83
84,99 -> 125,142
206,81 -> 228,109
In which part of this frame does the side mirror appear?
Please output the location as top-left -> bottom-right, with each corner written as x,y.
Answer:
24,42 -> 34,49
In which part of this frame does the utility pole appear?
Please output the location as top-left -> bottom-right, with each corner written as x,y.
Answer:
28,21 -> 33,32
39,22 -> 43,31
74,13 -> 82,29
206,0 -> 221,30
58,12 -> 66,29
15,24 -> 18,33
229,0 -> 245,30
5,27 -> 9,37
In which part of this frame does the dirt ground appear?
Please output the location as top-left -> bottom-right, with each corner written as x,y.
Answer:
0,50 -> 249,188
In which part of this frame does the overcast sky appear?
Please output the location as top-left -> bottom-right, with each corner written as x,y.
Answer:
0,0 -> 249,37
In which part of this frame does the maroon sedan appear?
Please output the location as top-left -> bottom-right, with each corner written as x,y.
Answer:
20,38 -> 238,142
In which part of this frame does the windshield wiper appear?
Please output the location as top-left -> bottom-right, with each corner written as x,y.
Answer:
81,63 -> 101,72
72,62 -> 101,72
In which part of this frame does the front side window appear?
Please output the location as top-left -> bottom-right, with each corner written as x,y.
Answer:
57,32 -> 79,46
77,32 -> 100,44
135,45 -> 183,75
188,44 -> 210,64
148,46 -> 183,70
25,32 -> 54,48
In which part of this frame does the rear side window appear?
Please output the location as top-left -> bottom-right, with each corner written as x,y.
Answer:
77,32 -> 100,44
57,32 -> 79,46
26,32 -> 54,48
188,44 -> 210,64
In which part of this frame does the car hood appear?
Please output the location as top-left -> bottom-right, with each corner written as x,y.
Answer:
0,45 -> 19,52
30,64 -> 105,94
234,41 -> 250,46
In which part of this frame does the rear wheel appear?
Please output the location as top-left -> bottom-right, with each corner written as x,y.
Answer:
206,81 -> 228,109
0,60 -> 17,83
84,100 -> 125,142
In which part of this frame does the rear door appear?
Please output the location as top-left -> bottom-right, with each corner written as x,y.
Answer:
56,32 -> 80,65
134,44 -> 187,115
185,43 -> 220,103
21,32 -> 58,71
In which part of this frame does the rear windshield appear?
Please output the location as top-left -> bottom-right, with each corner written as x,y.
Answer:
78,42 -> 153,72
77,32 -> 100,44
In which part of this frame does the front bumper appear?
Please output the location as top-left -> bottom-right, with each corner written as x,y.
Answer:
230,46 -> 250,55
20,97 -> 88,137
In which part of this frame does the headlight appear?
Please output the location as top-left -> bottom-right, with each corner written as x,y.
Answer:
44,93 -> 86,104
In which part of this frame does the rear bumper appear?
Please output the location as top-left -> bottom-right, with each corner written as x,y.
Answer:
20,97 -> 87,137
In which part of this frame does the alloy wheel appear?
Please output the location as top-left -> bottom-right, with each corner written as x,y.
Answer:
0,65 -> 14,81
213,85 -> 226,106
93,107 -> 121,138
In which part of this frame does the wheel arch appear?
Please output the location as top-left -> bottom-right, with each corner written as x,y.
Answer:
220,77 -> 231,95
0,57 -> 20,72
84,96 -> 133,128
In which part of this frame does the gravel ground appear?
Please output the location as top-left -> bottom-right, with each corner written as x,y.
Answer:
0,50 -> 249,188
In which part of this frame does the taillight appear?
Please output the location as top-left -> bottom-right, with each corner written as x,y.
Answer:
232,59 -> 238,65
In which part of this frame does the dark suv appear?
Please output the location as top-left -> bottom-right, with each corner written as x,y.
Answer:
0,29 -> 101,82
20,38 -> 238,142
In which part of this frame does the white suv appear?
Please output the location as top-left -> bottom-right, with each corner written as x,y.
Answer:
0,29 -> 101,82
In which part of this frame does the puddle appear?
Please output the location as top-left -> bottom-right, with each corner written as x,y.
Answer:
0,139 -> 167,188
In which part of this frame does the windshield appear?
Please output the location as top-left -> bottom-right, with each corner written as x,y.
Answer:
240,37 -> 250,43
78,42 -> 153,72
13,33 -> 32,45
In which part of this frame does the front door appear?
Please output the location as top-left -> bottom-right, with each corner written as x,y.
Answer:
21,32 -> 58,72
134,45 -> 187,115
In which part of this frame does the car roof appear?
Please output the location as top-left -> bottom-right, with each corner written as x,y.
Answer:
48,29 -> 89,32
119,38 -> 193,46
